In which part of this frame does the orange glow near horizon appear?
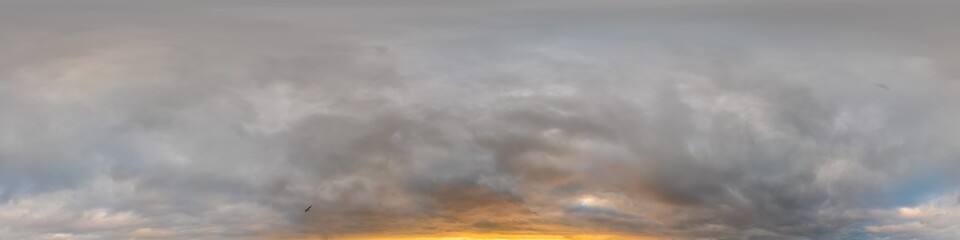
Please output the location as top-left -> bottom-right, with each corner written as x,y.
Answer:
287,232 -> 664,240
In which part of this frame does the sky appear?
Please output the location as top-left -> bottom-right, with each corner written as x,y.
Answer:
1,0 -> 959,239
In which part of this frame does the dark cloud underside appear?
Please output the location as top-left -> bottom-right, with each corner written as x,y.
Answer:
2,0 -> 960,239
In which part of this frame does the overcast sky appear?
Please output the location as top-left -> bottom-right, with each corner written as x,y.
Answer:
1,0 -> 959,239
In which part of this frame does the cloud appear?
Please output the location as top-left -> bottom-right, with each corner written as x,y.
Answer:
2,0 -> 960,239
866,192 -> 960,240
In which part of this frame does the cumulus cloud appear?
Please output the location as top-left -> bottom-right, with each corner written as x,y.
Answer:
1,0 -> 959,239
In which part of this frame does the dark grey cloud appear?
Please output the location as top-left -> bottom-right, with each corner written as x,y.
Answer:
2,0 -> 960,239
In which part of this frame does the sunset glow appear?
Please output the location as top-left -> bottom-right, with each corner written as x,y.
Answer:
2,0 -> 960,239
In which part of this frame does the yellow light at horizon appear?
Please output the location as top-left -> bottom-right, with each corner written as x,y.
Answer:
324,232 -> 663,240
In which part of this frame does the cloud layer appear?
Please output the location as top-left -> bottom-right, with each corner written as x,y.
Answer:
2,0 -> 959,239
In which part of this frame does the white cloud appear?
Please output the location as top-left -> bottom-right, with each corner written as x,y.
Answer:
868,192 -> 960,239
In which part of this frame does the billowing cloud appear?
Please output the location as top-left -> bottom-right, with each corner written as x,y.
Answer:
2,0 -> 959,239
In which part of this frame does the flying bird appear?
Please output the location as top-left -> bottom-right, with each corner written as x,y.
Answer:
304,205 -> 312,213
874,83 -> 890,90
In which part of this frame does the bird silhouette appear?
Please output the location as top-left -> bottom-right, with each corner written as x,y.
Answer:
304,205 -> 312,213
875,83 -> 890,90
